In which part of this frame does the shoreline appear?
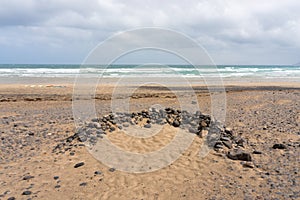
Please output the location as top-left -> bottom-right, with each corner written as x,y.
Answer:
0,76 -> 300,87
0,84 -> 299,102
0,80 -> 299,103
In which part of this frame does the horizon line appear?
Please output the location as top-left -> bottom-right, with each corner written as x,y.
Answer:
0,63 -> 298,66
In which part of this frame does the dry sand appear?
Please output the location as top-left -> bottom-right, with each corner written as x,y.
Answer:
0,81 -> 299,200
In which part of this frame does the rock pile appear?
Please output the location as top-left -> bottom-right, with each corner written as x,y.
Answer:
53,107 -> 252,162
54,108 -> 212,148
80,107 -> 213,141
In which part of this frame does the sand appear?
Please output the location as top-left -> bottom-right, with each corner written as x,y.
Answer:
0,79 -> 299,200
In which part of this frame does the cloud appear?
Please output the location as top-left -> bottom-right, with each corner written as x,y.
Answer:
0,0 -> 300,64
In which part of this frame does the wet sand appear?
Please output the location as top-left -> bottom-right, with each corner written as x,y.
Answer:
0,80 -> 299,199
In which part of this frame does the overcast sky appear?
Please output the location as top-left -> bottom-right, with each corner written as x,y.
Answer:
0,0 -> 299,65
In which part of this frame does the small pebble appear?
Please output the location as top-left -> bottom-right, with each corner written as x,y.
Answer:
220,137 -> 230,141
23,175 -> 34,181
172,120 -> 180,127
79,182 -> 87,186
253,150 -> 262,154
188,127 -> 198,134
222,140 -> 232,149
144,124 -> 151,128
74,162 -> 85,168
123,123 -> 130,127
22,191 -> 32,195
109,168 -> 115,172
94,171 -> 102,175
242,162 -> 254,168
272,143 -> 286,149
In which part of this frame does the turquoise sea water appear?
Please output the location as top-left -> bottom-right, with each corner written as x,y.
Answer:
0,64 -> 299,79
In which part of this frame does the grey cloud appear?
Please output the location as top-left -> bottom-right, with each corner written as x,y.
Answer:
0,0 -> 299,64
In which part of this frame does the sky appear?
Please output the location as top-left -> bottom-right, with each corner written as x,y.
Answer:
0,0 -> 300,65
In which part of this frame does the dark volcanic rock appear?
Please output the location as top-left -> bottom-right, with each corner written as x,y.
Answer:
235,137 -> 245,147
109,168 -> 116,172
222,140 -> 233,149
79,182 -> 87,186
227,149 -> 252,161
253,150 -> 262,154
220,136 -> 231,141
22,191 -> 32,195
144,124 -> 151,128
242,162 -> 254,168
214,143 -> 223,149
272,143 -> 287,149
78,135 -> 87,142
172,120 -> 180,127
224,127 -> 233,135
23,175 -> 34,180
188,127 -> 198,134
74,162 -> 85,168
28,132 -> 34,136
91,118 -> 99,122
123,122 -> 130,127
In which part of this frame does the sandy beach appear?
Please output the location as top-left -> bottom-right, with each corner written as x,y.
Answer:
2,0 -> 300,199
0,78 -> 299,200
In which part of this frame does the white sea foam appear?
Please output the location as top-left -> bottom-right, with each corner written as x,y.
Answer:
0,65 -> 299,79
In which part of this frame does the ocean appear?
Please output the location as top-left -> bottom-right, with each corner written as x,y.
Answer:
0,64 -> 300,80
